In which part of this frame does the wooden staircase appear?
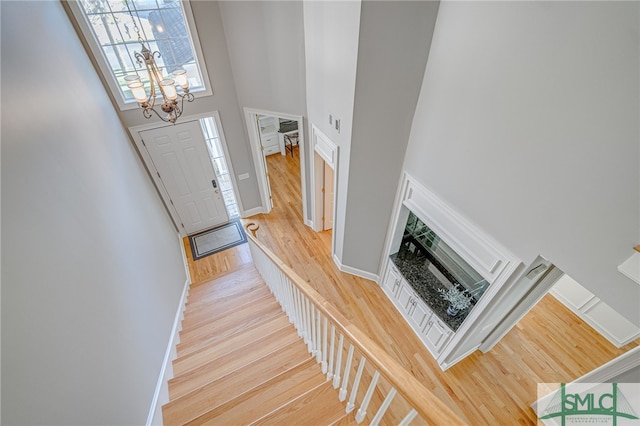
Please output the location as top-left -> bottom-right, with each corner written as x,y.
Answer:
162,264 -> 352,425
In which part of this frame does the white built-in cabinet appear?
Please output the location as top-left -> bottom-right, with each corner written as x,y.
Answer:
380,172 -> 521,370
382,263 -> 454,357
258,116 -> 280,156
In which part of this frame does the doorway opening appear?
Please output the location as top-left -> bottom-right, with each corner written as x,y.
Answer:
245,108 -> 306,217
313,152 -> 334,232
480,260 -> 640,353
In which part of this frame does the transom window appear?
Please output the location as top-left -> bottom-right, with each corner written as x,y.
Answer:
69,0 -> 210,109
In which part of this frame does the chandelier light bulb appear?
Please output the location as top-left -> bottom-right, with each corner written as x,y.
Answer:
172,69 -> 189,90
128,81 -> 148,105
160,79 -> 178,101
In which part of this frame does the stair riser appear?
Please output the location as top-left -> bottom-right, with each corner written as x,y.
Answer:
177,303 -> 282,355
181,291 -> 273,330
173,317 -> 293,375
168,328 -> 302,399
163,343 -> 312,425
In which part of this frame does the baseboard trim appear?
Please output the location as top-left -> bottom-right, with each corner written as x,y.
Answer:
147,234 -> 192,425
146,278 -> 190,426
242,206 -> 266,218
332,254 -> 380,282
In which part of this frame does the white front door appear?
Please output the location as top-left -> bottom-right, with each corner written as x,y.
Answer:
140,121 -> 229,235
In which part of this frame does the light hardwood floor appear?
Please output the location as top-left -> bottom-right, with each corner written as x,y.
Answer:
184,146 -> 638,424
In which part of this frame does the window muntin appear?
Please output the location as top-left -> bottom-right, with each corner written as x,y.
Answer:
70,0 -> 210,108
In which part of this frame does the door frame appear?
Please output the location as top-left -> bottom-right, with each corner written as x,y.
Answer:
129,110 -> 244,238
244,107 -> 306,219
310,124 -> 339,253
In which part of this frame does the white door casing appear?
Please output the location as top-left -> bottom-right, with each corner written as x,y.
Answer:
323,161 -> 334,230
139,120 -> 229,235
244,107 -> 306,218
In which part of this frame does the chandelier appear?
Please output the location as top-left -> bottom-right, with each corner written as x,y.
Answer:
124,4 -> 194,124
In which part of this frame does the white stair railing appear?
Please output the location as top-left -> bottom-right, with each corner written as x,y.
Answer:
245,223 -> 467,425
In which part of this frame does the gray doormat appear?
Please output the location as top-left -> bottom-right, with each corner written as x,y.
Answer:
189,220 -> 247,260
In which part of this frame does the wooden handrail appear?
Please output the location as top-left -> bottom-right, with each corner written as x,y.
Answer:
244,223 -> 467,425
634,245 -> 640,253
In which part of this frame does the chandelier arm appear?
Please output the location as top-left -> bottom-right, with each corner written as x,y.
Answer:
143,106 -> 173,124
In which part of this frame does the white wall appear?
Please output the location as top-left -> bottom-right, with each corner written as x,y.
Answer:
1,2 -> 187,424
303,0 -> 362,259
219,1 -> 307,116
403,1 -> 640,323
340,1 -> 439,273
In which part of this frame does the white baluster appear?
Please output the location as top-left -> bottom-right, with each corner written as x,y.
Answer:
297,289 -> 304,338
355,371 -> 380,423
399,409 -> 418,426
301,295 -> 309,345
327,324 -> 335,380
347,356 -> 366,413
293,287 -> 302,336
339,344 -> 355,401
305,298 -> 313,353
321,317 -> 328,373
315,309 -> 322,363
370,387 -> 397,426
333,333 -> 344,388
310,304 -> 317,356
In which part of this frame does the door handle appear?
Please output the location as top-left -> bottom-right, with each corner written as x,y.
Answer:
211,179 -> 218,189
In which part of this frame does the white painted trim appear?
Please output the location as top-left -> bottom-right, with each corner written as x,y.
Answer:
618,252 -> 640,284
438,346 -> 479,371
244,108 -> 307,220
310,125 -> 339,234
66,0 -> 212,111
479,263 -> 563,352
332,254 -> 380,282
575,346 -> 640,383
551,291 -> 640,348
147,234 -> 192,425
244,109 -> 272,214
242,206 -> 266,218
129,111 -> 242,238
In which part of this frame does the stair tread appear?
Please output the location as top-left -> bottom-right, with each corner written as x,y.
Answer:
182,285 -> 271,327
187,264 -> 262,298
331,412 -> 359,426
163,339 -> 312,425
176,300 -> 283,356
168,326 -> 303,399
251,381 -> 347,426
186,358 -> 325,425
173,313 -> 292,374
